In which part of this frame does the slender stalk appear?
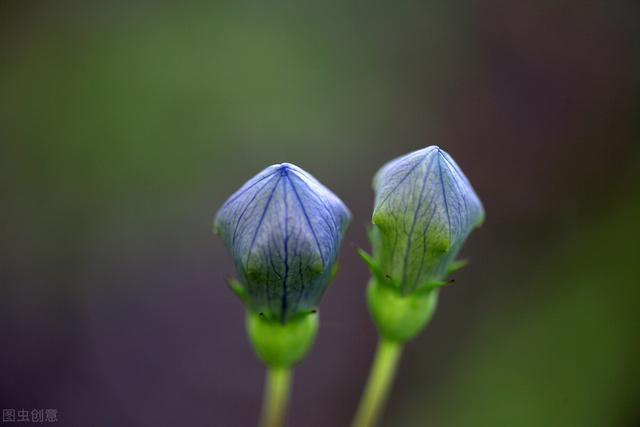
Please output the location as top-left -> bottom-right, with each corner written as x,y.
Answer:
351,338 -> 403,427
260,366 -> 293,427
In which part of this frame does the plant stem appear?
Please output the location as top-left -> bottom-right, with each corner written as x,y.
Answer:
351,338 -> 403,427
260,366 -> 293,427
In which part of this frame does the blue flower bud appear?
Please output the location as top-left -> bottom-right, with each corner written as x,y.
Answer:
370,146 -> 484,294
214,163 -> 351,323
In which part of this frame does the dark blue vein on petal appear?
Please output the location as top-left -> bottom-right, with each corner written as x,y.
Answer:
231,177 -> 277,247
245,175 -> 283,269
290,172 -> 341,238
281,174 -> 290,323
375,147 -> 437,211
401,151 -> 438,286
412,195 -> 439,291
289,167 -> 348,233
295,245 -> 305,313
286,174 -> 326,267
267,243 -> 280,314
220,169 -> 280,209
436,149 -> 452,241
440,153 -> 475,223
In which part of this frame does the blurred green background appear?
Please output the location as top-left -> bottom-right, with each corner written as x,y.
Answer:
1,1 -> 639,426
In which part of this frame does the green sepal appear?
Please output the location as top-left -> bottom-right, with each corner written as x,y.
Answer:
246,310 -> 319,368
366,278 -> 438,343
446,259 -> 468,276
326,262 -> 340,289
227,277 -> 248,304
414,279 -> 452,295
357,249 -> 397,289
402,259 -> 466,295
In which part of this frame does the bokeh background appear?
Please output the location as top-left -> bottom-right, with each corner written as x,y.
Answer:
1,1 -> 639,426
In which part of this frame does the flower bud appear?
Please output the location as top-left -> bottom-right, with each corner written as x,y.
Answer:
370,146 -> 484,294
214,163 -> 351,323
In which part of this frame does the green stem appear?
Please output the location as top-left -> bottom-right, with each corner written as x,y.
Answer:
351,338 -> 403,427
260,366 -> 293,427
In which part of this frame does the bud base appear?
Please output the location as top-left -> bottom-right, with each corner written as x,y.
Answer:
247,311 -> 319,368
367,279 -> 438,343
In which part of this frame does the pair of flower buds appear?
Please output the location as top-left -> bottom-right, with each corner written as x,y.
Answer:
214,146 -> 484,364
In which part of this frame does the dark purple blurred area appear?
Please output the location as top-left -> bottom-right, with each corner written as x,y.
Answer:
1,1 -> 639,426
